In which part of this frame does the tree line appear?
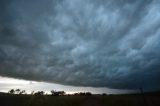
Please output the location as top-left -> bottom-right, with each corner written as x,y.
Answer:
8,89 -> 100,96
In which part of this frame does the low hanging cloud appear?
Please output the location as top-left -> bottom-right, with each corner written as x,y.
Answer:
0,0 -> 160,90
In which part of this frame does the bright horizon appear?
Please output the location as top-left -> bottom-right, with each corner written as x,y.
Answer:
0,76 -> 135,94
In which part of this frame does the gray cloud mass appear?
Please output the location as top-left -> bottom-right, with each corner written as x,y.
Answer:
0,0 -> 160,90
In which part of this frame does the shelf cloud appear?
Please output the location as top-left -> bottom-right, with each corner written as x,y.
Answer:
0,0 -> 160,90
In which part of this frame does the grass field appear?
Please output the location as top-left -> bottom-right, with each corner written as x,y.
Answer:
0,92 -> 160,106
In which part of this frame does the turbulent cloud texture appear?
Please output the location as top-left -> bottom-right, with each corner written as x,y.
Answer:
0,0 -> 160,89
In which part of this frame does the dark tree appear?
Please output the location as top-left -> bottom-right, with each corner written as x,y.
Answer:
51,90 -> 65,96
74,92 -> 92,96
34,91 -> 45,96
19,90 -> 26,94
102,93 -> 107,96
8,89 -> 15,94
85,92 -> 92,96
15,89 -> 21,94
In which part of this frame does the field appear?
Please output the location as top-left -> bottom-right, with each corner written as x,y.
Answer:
0,92 -> 160,106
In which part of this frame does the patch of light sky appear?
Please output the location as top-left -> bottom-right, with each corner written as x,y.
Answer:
0,76 -> 135,94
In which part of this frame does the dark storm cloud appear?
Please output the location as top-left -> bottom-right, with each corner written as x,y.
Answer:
0,0 -> 160,90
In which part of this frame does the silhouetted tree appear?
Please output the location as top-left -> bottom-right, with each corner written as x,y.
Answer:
19,90 -> 26,94
8,89 -> 26,95
51,90 -> 55,95
15,89 -> 21,94
102,93 -> 107,96
34,91 -> 44,96
8,89 -> 15,94
74,92 -> 92,96
85,92 -> 92,96
51,90 -> 65,96
58,91 -> 65,95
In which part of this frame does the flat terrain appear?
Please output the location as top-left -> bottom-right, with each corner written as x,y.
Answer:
0,92 -> 160,106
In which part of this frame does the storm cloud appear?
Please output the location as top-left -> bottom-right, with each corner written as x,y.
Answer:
0,0 -> 160,90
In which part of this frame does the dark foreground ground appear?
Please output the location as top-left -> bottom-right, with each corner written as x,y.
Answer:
0,92 -> 160,106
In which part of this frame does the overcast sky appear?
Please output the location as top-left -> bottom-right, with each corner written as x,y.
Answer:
0,0 -> 160,93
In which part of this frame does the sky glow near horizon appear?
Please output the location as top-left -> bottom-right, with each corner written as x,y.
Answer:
0,76 -> 134,94
0,0 -> 160,93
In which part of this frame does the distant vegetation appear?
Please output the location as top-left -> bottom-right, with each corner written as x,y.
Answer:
8,89 -> 26,94
8,89 -> 93,96
0,89 -> 159,106
51,90 -> 65,96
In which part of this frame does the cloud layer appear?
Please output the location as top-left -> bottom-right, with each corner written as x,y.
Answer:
0,0 -> 160,90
